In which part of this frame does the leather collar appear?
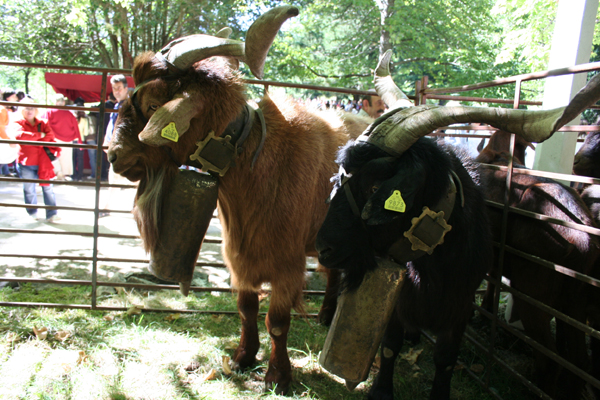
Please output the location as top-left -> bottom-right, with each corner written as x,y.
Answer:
185,103 -> 266,177
387,170 -> 463,264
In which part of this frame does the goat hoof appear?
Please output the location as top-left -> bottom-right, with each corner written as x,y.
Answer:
317,307 -> 335,326
265,367 -> 292,395
232,348 -> 256,371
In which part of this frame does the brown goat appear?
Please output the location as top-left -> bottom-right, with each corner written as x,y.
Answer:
477,131 -> 600,398
476,129 -> 534,166
107,7 -> 369,393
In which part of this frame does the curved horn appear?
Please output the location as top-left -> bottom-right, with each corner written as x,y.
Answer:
214,27 -> 240,70
374,50 -> 413,109
245,5 -> 299,79
155,34 -> 245,71
361,71 -> 600,156
215,27 -> 233,39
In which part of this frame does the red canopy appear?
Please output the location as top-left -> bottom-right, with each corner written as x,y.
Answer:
45,73 -> 135,103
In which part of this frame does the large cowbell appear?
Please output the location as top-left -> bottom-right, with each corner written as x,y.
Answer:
148,169 -> 218,295
320,258 -> 406,389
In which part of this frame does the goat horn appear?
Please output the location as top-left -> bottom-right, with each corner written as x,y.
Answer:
362,71 -> 600,156
244,5 -> 299,79
155,34 -> 245,71
215,27 -> 233,39
374,50 -> 413,109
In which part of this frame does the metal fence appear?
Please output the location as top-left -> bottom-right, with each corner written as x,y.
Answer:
2,59 -> 600,399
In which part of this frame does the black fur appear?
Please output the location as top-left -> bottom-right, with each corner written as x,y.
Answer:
316,137 -> 492,400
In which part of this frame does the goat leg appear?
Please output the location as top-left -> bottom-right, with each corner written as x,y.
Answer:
232,290 -> 260,370
429,318 -> 468,400
317,266 -> 341,326
368,306 -> 404,400
264,306 -> 292,394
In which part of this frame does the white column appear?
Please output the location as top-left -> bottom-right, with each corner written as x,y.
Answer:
532,0 -> 598,173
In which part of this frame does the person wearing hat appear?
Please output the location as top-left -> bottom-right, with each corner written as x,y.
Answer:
41,93 -> 81,180
13,98 -> 61,222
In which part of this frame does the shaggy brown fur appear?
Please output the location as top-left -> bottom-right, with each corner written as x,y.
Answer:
107,53 -> 369,393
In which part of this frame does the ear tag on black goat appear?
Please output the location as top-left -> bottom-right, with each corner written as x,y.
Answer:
384,190 -> 406,213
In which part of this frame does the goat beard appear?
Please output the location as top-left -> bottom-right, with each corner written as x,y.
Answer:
133,164 -> 178,253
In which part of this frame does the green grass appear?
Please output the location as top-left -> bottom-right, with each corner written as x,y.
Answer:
0,284 -> 537,400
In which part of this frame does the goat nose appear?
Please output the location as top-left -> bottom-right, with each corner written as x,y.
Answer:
107,150 -> 117,164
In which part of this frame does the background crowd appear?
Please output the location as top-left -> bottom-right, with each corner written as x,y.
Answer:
0,76 -> 129,222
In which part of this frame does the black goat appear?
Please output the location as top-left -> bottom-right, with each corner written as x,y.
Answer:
316,51 -> 600,399
316,136 -> 492,399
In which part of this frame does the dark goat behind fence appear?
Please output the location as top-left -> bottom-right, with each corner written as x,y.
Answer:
477,128 -> 600,398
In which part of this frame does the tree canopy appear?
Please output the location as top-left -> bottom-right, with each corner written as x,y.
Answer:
0,0 -> 596,103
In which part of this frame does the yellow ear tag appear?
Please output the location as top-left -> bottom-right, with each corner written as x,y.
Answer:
161,122 -> 179,142
384,190 -> 406,213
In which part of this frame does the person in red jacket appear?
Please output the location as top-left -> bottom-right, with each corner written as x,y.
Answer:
13,99 -> 61,222
42,93 -> 80,180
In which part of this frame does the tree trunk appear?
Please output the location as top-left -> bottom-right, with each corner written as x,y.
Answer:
23,69 -> 31,95
375,0 -> 394,59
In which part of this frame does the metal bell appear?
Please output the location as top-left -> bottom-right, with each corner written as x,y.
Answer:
319,258 -> 406,389
148,169 -> 219,295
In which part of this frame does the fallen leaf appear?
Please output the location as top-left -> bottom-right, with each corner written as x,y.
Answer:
165,313 -> 181,321
401,348 -> 423,365
103,314 -> 115,322
222,355 -> 232,375
454,364 -> 465,371
54,331 -> 70,342
203,368 -> 217,381
126,305 -> 143,315
33,326 -> 48,340
211,314 -> 223,322
77,350 -> 89,364
470,364 -> 484,374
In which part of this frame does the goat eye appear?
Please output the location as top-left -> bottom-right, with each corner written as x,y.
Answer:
148,104 -> 159,112
371,186 -> 379,194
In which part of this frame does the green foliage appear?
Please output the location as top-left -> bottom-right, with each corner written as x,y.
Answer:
1,0 -> 597,103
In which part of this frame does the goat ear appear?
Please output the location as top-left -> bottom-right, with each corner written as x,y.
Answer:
361,168 -> 423,226
138,95 -> 202,146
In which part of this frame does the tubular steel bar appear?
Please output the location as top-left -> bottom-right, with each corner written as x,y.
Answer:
424,61 -> 600,95
485,199 -> 600,237
463,329 -> 553,400
0,302 -> 319,318
481,162 -> 600,185
0,228 -> 222,243
477,304 -> 600,392
0,278 -> 326,296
